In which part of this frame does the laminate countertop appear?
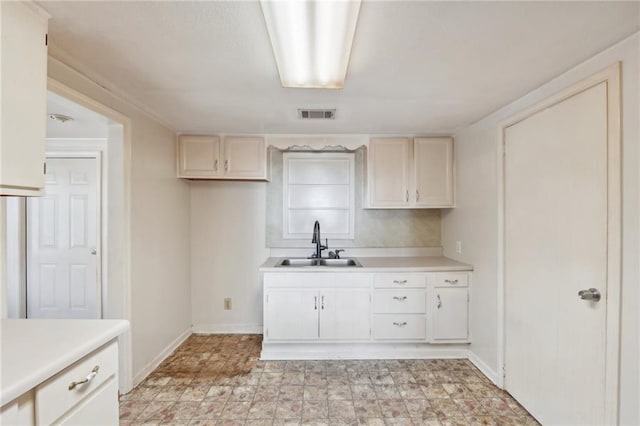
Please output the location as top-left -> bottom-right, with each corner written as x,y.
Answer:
259,256 -> 473,272
1,319 -> 129,407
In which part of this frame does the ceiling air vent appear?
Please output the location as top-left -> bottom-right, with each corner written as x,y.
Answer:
298,109 -> 336,120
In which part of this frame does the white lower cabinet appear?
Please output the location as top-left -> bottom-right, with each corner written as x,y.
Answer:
373,273 -> 427,340
263,270 -> 470,348
0,340 -> 120,426
427,273 -> 470,343
265,289 -> 320,340
319,289 -> 370,340
264,273 -> 371,341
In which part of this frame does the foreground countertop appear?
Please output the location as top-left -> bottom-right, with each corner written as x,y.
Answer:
259,256 -> 473,272
1,319 -> 129,406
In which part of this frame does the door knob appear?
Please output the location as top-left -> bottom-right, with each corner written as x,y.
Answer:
578,288 -> 601,302
91,248 -> 97,255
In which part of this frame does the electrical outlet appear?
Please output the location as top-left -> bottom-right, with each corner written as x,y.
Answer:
224,298 -> 232,310
455,241 -> 463,254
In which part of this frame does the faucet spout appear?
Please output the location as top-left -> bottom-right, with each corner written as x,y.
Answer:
311,221 -> 327,258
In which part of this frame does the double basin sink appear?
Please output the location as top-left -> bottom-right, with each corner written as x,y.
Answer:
276,258 -> 362,268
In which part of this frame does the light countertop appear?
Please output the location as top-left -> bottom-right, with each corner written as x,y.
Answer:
1,319 -> 129,406
259,256 -> 473,272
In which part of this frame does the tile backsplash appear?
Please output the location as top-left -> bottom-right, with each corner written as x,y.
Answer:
266,147 -> 441,248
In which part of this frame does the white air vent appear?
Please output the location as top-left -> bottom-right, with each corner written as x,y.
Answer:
298,109 -> 336,120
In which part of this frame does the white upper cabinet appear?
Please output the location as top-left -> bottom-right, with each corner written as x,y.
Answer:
366,137 -> 454,208
0,2 -> 49,196
223,136 -> 267,178
178,135 -> 221,178
367,137 -> 410,207
177,135 -> 268,180
414,137 -> 454,207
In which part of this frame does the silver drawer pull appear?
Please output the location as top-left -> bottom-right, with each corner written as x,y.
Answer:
444,279 -> 459,284
393,280 -> 407,284
437,294 -> 442,309
393,322 -> 408,327
392,296 -> 407,301
68,366 -> 100,390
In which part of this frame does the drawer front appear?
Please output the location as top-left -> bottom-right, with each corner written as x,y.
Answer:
373,290 -> 426,314
36,340 -> 118,425
373,315 -> 426,340
59,378 -> 118,425
430,272 -> 469,287
373,273 -> 426,289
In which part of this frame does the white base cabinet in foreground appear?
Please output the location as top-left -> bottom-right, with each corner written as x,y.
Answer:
1,340 -> 121,426
262,271 -> 470,359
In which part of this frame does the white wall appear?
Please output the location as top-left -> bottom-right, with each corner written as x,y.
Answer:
47,58 -> 192,385
442,33 -> 639,424
190,181 -> 269,333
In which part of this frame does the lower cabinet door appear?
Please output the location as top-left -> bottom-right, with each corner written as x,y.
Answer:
265,290 -> 319,340
430,287 -> 468,341
319,289 -> 371,340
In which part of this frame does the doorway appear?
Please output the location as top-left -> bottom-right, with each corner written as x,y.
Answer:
501,64 -> 621,424
26,156 -> 101,319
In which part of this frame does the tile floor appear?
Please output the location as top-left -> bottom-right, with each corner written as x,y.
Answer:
119,335 -> 539,425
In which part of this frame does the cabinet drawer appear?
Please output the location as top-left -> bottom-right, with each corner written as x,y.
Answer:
36,341 -> 118,425
373,290 -> 426,314
373,273 -> 425,289
430,273 -> 469,287
373,315 -> 426,340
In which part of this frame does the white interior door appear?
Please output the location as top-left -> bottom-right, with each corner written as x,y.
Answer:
27,157 -> 100,319
504,82 -> 610,424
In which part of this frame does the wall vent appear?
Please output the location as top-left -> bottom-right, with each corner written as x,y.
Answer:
298,109 -> 336,120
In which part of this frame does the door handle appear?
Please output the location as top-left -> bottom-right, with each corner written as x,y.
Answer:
578,288 -> 601,302
437,294 -> 442,309
91,248 -> 97,255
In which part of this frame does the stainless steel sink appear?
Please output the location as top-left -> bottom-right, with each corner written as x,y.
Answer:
275,258 -> 362,267
278,258 -> 319,267
316,258 -> 361,267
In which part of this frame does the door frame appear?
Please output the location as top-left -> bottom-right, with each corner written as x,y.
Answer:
26,153 -> 103,318
47,77 -> 134,394
497,62 -> 621,423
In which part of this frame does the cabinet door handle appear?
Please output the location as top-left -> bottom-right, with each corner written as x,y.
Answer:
393,280 -> 407,285
214,159 -> 218,171
68,366 -> 99,390
437,294 -> 442,309
321,295 -> 325,310
314,296 -> 317,310
416,190 -> 419,202
224,160 -> 229,171
406,190 -> 409,202
393,296 -> 407,301
444,279 -> 459,284
393,322 -> 408,327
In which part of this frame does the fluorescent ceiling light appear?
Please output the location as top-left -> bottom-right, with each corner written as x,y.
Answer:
260,0 -> 361,89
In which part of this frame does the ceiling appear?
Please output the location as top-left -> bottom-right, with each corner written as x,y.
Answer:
47,91 -> 109,139
39,1 -> 639,135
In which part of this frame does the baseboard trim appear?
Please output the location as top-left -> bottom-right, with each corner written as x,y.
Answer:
192,323 -> 263,334
132,328 -> 191,388
468,350 -> 500,386
261,342 -> 470,360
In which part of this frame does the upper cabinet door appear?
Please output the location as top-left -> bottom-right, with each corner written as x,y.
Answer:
0,2 -> 49,196
413,137 -> 454,207
223,136 -> 267,179
367,138 -> 410,207
177,135 -> 221,178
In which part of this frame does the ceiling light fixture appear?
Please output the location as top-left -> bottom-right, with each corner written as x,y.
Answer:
260,0 -> 361,89
48,113 -> 73,123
